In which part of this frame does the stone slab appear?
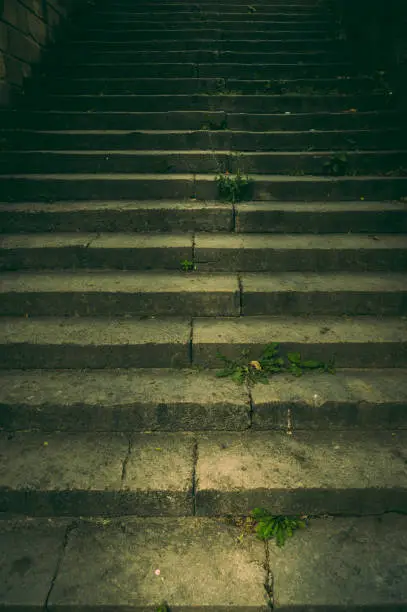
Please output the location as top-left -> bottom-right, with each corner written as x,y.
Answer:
192,315 -> 407,367
250,368 -> 407,430
240,271 -> 407,315
195,431 -> 407,515
271,513 -> 407,611
0,517 -> 69,608
0,317 -> 191,368
49,517 -> 268,611
0,271 -> 240,316
0,368 -> 251,431
0,432 -> 194,516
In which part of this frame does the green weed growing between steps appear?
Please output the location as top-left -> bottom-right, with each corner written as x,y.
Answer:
215,169 -> 252,203
216,343 -> 335,386
230,510 -> 309,547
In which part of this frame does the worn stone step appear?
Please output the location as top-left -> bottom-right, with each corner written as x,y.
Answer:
193,315 -> 407,368
240,272 -> 407,315
1,367 -> 407,432
95,4 -> 327,13
0,430 -> 406,515
24,93 -> 393,113
56,38 -> 341,57
194,233 -> 407,272
1,173 -> 406,202
1,150 -> 405,175
1,110 -> 402,132
235,201 -> 407,233
1,515 -> 406,611
0,201 -> 233,234
0,315 -> 406,369
0,317 -> 192,369
2,512 -> 407,610
41,77 -> 376,97
0,233 -> 194,271
95,12 -> 331,22
1,128 -> 403,152
65,36 -> 336,54
0,271 -> 240,317
74,29 -> 334,41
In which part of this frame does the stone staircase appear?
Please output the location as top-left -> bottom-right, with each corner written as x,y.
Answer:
1,0 -> 407,609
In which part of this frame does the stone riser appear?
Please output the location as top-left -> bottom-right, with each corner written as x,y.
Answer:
40,78 -> 377,97
2,130 -> 402,152
73,29 -> 334,41
0,315 -> 406,368
2,202 -> 406,234
1,175 -> 407,202
1,110 -> 402,132
1,151 -> 405,175
24,93 -> 393,113
0,430 -> 406,516
1,368 -> 407,432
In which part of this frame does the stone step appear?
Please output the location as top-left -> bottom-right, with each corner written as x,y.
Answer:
23,93 -> 393,113
1,367 -> 407,431
78,22 -> 334,35
0,201 -> 233,233
1,271 -> 406,317
0,315 -> 406,369
0,430 -> 406,515
94,7 -> 328,16
1,128 -> 403,152
1,174 -> 406,202
1,110 -> 402,132
40,77 -> 377,97
65,36 -> 336,54
93,12 -> 331,22
193,233 -> 407,271
2,201 -> 405,234
0,271 -> 240,317
74,29 -> 334,41
1,150 -> 405,175
1,515 -> 406,612
235,201 -> 407,233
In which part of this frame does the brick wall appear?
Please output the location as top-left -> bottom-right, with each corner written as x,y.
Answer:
0,0 -> 78,106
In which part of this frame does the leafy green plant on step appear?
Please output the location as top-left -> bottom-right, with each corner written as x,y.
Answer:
323,152 -> 350,176
248,5 -> 256,12
216,343 -> 335,387
181,259 -> 196,272
200,118 -> 228,131
251,508 -> 308,547
156,603 -> 170,612
215,169 -> 252,203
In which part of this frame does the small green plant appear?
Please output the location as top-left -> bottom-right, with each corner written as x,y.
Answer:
181,259 -> 196,272
248,5 -> 256,12
216,343 -> 335,386
323,152 -> 349,176
215,169 -> 251,203
200,118 -> 228,130
156,603 -> 170,612
251,508 -> 308,547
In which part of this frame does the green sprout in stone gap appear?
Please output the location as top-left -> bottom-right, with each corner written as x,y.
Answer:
216,343 -> 335,386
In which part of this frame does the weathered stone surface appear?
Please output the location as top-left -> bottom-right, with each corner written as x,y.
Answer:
195,431 -> 407,515
0,317 -> 191,368
193,315 -> 407,367
271,514 -> 407,610
0,517 -> 69,607
49,517 -> 268,610
0,432 -> 195,515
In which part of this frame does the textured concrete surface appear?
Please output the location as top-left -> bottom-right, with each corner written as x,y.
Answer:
195,430 -> 407,515
0,317 -> 191,368
0,368 -> 251,431
0,432 -> 195,516
193,315 -> 407,367
271,513 -> 407,610
49,517 -> 268,611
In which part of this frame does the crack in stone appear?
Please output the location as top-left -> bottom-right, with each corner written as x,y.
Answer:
44,519 -> 78,611
120,436 -> 132,486
191,438 -> 199,516
263,541 -> 274,610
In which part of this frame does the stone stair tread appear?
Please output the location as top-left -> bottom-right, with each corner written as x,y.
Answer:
3,149 -> 406,156
1,367 -> 407,432
0,430 -> 406,516
2,514 -> 406,611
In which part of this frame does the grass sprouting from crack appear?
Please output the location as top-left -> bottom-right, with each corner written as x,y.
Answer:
216,342 -> 335,386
